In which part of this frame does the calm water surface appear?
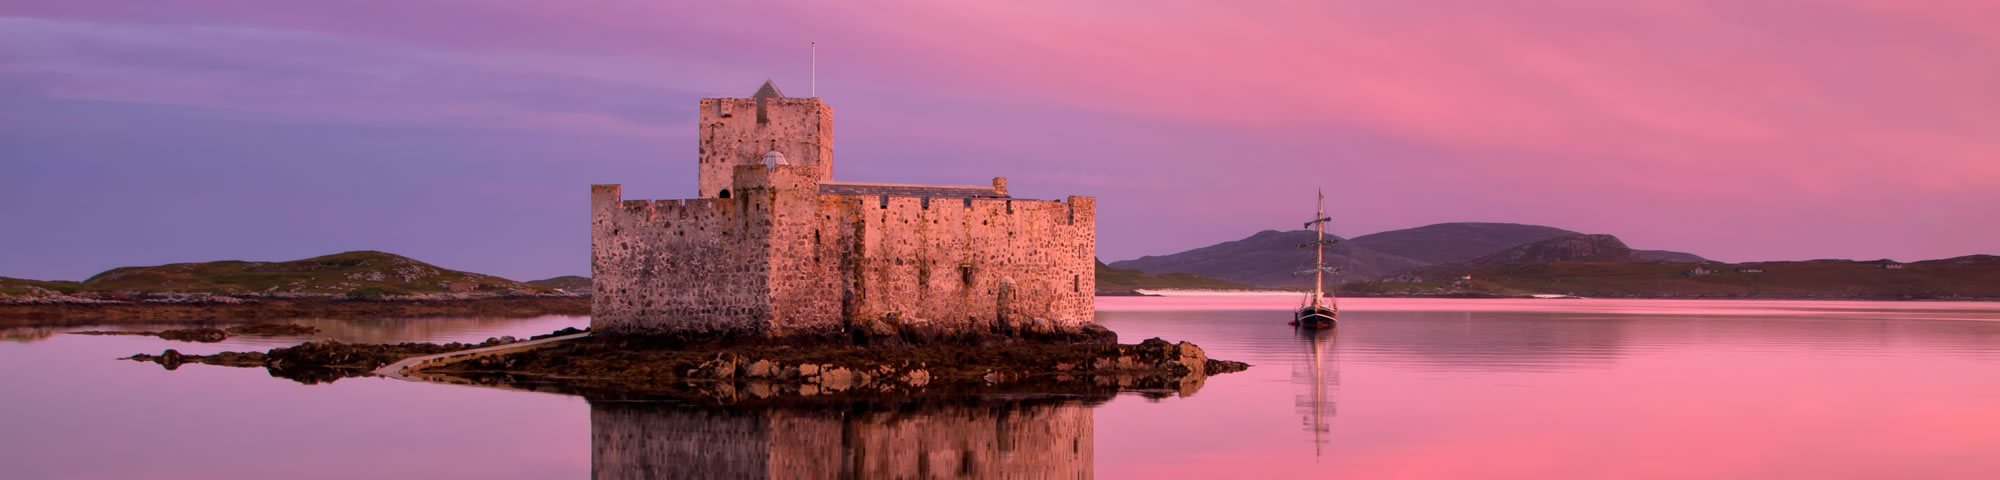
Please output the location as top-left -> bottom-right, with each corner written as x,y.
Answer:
4,299 -> 2000,479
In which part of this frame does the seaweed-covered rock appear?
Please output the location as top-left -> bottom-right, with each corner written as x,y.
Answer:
157,328 -> 228,343
687,353 -> 740,379
742,359 -> 777,378
1176,341 -> 1208,373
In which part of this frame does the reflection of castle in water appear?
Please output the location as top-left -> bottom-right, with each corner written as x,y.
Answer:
1294,328 -> 1339,457
1,326 -> 61,343
591,396 -> 1102,479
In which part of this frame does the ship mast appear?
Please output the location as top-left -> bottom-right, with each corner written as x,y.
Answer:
1300,190 -> 1332,308
1314,190 -> 1325,306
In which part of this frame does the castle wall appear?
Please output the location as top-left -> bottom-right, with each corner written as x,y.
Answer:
762,194 -> 855,334
829,194 -> 1096,331
698,98 -> 833,199
736,164 -> 850,335
596,179 -> 1097,335
591,184 -> 776,334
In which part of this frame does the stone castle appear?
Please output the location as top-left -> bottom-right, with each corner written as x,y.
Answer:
591,81 -> 1096,336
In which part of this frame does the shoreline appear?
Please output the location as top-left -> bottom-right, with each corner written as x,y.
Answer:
11,292 -> 1990,329
0,296 -> 589,327
1109,289 -> 2000,302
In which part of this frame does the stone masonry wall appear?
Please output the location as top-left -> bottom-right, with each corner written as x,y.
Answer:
828,194 -> 1096,332
591,184 -> 775,335
595,177 -> 1096,335
697,98 -> 833,199
737,164 -> 850,335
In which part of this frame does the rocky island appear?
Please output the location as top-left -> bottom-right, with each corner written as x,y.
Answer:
125,324 -> 1247,402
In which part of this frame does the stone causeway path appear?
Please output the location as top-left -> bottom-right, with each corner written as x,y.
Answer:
373,332 -> 592,382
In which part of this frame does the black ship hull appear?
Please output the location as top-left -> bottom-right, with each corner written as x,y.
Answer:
1291,305 -> 1337,329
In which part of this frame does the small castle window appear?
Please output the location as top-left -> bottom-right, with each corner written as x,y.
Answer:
718,189 -> 732,199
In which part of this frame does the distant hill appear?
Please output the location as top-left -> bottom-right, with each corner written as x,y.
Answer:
1345,255 -> 2000,299
1095,259 -> 1256,292
1384,233 -> 1651,281
1634,249 -> 1709,263
1346,222 -> 1580,264
75,251 -> 544,295
1465,234 -> 1644,265
527,275 -> 593,293
1108,230 -> 1429,287
1110,222 -> 1718,289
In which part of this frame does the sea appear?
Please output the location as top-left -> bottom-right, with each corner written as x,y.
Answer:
4,297 -> 1999,479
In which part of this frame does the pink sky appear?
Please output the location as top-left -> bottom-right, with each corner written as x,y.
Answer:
2,0 -> 1996,280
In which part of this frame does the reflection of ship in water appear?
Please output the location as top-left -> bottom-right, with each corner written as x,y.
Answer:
591,395 -> 1105,479
1293,328 -> 1339,457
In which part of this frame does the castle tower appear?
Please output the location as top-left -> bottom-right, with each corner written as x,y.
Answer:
697,80 -> 834,198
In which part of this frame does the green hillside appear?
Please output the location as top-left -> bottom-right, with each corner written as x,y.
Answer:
527,275 -> 592,293
1344,255 -> 2000,299
0,277 -> 86,296
1096,259 -> 1258,292
75,251 -> 544,295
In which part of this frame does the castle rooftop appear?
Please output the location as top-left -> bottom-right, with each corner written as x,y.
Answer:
817,181 -> 1008,199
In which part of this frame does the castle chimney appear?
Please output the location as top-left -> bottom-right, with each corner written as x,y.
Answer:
992,177 -> 1008,196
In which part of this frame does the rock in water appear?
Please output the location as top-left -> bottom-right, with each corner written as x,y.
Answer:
1176,341 -> 1208,374
159,349 -> 184,370
742,359 -> 777,378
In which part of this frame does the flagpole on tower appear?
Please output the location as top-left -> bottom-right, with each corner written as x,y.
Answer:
811,41 -> 817,97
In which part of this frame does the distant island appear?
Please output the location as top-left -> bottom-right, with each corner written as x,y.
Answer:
9,220 -> 1998,325
0,251 -> 586,325
1103,222 -> 2000,300
1343,254 -> 2000,300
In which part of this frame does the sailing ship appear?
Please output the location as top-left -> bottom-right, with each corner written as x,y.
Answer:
1291,190 -> 1338,328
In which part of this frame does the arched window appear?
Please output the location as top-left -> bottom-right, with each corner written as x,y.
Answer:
718,189 -> 732,199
